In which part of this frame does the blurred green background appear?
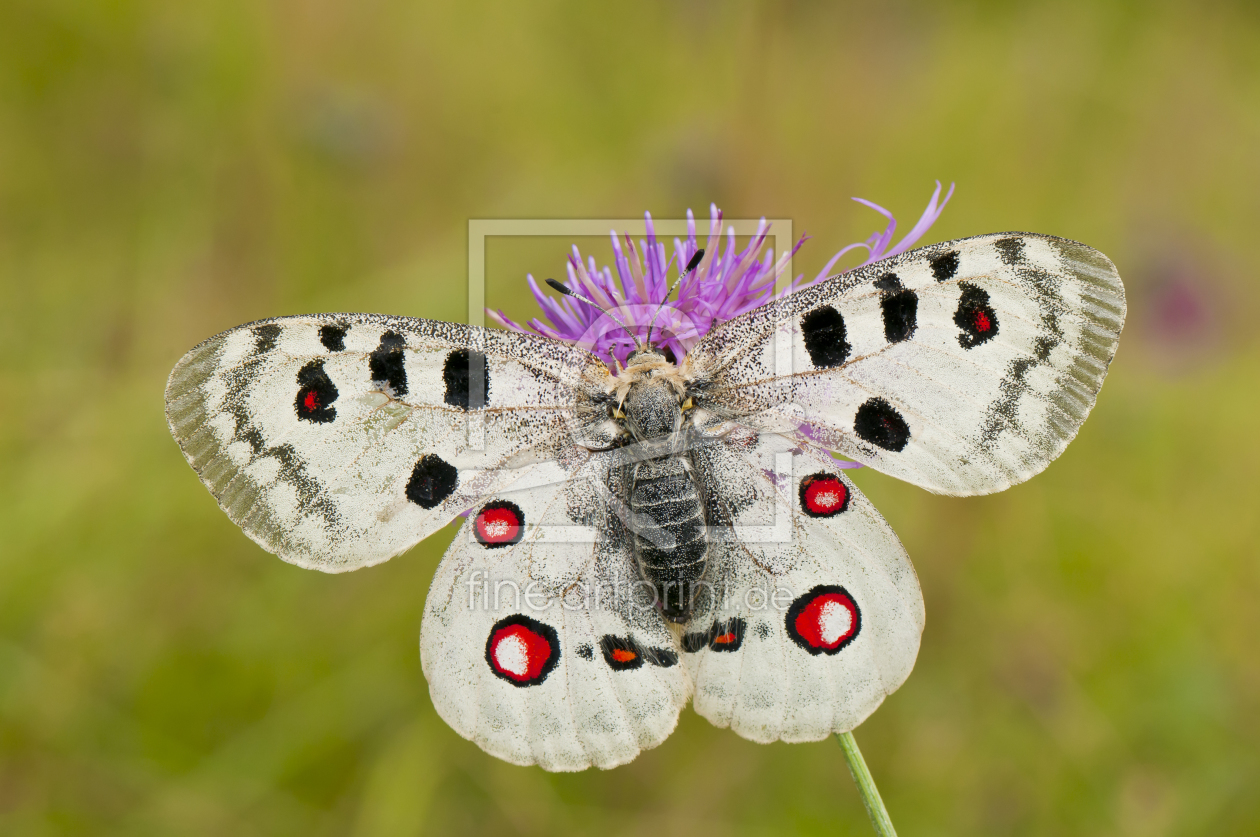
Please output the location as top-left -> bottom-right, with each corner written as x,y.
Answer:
2,1 -> 1258,835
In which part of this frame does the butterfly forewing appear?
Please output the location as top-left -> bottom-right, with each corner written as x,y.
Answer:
685,233 -> 1126,495
164,314 -> 612,571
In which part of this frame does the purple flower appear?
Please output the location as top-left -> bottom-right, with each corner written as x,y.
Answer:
489,182 -> 954,367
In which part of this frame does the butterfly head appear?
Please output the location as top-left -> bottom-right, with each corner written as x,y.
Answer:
623,347 -> 673,368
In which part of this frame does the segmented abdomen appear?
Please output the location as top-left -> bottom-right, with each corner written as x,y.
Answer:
628,454 -> 707,622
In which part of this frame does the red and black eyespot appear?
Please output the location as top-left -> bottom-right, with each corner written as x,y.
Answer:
600,635 -> 643,670
599,635 -> 679,670
709,619 -> 745,651
955,281 -> 999,349
485,614 -> 560,687
295,360 -> 338,423
681,618 -> 747,653
474,500 -> 525,548
799,472 -> 850,518
786,585 -> 861,656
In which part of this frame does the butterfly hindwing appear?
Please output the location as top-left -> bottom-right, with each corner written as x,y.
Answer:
420,449 -> 691,771
165,314 -> 612,571
683,431 -> 924,743
685,233 -> 1126,495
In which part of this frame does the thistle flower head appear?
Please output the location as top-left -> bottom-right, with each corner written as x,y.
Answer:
489,182 -> 954,367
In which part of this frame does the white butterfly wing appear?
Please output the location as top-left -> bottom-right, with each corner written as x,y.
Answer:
165,314 -> 612,571
685,233 -> 1125,495
683,431 -> 923,742
420,449 -> 691,771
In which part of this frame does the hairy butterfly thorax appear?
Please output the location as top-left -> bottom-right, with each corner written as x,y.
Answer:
604,349 -> 708,622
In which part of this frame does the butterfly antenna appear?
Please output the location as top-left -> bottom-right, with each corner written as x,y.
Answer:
545,278 -> 643,352
644,248 -> 704,349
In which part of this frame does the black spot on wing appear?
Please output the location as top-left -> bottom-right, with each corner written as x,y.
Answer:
319,324 -> 348,352
873,272 -> 903,292
930,250 -> 959,281
643,646 -> 678,667
405,454 -> 458,509
576,643 -> 594,660
995,237 -> 1025,265
854,398 -> 910,452
253,324 -> 281,353
881,290 -> 918,343
800,305 -> 851,368
294,360 -> 338,423
681,631 -> 709,653
369,331 -> 408,396
442,348 -> 489,409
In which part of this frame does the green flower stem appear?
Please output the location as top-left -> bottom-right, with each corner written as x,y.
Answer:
836,732 -> 898,837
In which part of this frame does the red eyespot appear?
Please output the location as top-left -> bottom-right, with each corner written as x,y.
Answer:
294,360 -> 338,424
474,501 -> 524,548
682,618 -> 746,653
599,635 -> 647,670
954,282 -> 999,349
786,586 -> 861,655
485,615 -> 559,686
800,473 -> 849,518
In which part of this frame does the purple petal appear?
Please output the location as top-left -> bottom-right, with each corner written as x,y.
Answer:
490,183 -> 952,368
881,181 -> 955,260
